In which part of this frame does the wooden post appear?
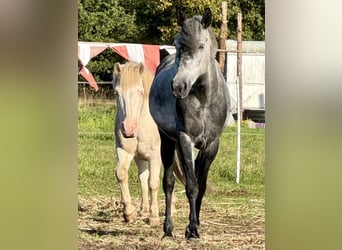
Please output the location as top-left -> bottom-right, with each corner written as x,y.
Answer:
236,13 -> 243,184
219,1 -> 227,72
237,13 -> 243,120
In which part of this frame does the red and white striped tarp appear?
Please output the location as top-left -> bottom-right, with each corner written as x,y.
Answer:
111,44 -> 160,74
78,42 -> 107,91
78,42 -> 174,91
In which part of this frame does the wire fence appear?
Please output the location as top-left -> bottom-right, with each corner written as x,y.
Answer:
78,82 -> 115,101
78,100 -> 265,185
78,131 -> 264,136
78,82 -> 265,123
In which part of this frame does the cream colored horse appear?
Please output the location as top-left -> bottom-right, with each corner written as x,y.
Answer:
113,62 -> 162,225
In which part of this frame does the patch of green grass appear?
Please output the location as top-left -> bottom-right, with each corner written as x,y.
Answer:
78,102 -> 116,132
78,102 -> 265,200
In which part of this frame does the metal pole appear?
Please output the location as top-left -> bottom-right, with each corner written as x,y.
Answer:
236,77 -> 241,184
237,13 -> 243,120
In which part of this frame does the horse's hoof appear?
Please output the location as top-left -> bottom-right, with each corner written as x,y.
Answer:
187,237 -> 200,242
139,210 -> 150,218
185,226 -> 200,240
124,207 -> 137,223
148,216 -> 160,226
162,232 -> 175,239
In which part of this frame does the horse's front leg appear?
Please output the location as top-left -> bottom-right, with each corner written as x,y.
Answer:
195,139 -> 219,225
116,147 -> 136,222
147,153 -> 161,226
160,132 -> 176,237
135,159 -> 150,219
178,132 -> 199,239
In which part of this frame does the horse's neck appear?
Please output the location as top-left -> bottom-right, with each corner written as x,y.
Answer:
142,71 -> 153,99
141,72 -> 153,113
197,60 -> 219,104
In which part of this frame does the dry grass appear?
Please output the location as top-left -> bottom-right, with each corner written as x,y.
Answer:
78,194 -> 264,249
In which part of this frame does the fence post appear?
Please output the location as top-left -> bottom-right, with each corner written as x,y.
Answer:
236,13 -> 243,184
237,13 -> 243,120
219,1 -> 227,72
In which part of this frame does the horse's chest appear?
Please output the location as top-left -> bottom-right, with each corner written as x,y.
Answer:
118,137 -> 138,154
181,102 -> 223,148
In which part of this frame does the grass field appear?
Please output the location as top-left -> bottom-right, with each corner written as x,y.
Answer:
78,101 -> 265,249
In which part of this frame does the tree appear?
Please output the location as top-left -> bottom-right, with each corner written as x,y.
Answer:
78,0 -> 265,81
118,0 -> 264,44
227,0 -> 265,40
119,0 -> 224,44
78,0 -> 138,42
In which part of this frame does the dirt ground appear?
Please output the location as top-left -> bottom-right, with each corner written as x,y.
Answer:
78,193 -> 264,250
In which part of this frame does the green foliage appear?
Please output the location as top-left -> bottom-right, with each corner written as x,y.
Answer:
78,0 -> 138,42
229,0 -> 265,40
78,0 -> 138,81
78,0 -> 264,81
84,50 -> 126,82
118,0 -> 229,44
117,0 -> 264,44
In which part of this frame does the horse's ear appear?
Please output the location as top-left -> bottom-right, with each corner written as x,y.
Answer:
201,7 -> 212,29
177,9 -> 187,26
138,63 -> 144,75
114,62 -> 121,74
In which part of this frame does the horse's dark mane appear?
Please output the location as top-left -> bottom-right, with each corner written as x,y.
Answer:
176,15 -> 217,55
155,53 -> 175,75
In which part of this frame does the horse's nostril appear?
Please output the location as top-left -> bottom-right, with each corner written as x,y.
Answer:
172,81 -> 187,98
173,85 -> 182,96
176,85 -> 183,93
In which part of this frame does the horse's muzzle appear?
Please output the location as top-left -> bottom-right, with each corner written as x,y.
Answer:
121,120 -> 137,138
172,80 -> 188,99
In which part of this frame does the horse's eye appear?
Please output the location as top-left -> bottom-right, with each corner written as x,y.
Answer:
199,44 -> 204,49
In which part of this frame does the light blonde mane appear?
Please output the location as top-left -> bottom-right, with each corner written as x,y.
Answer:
119,62 -> 153,100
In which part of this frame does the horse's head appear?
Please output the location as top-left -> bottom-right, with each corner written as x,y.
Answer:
172,8 -> 217,99
113,62 -> 145,138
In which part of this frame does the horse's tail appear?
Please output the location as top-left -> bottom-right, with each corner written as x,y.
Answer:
173,150 -> 186,186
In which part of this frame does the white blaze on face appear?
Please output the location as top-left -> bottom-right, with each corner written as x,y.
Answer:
120,83 -> 144,137
114,63 -> 145,138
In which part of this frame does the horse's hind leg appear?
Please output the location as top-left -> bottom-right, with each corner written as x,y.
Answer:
135,158 -> 150,218
160,132 -> 176,237
116,147 -> 136,223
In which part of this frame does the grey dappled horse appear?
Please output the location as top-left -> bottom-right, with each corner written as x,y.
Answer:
149,8 -> 231,239
113,62 -> 161,226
